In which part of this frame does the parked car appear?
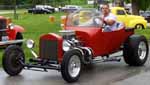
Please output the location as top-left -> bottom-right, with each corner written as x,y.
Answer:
36,5 -> 55,13
28,7 -> 52,14
140,11 -> 150,23
0,16 -> 24,46
111,7 -> 147,29
2,9 -> 149,83
61,5 -> 82,13
28,5 -> 55,14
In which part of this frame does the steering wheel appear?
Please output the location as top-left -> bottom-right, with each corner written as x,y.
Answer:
92,17 -> 104,28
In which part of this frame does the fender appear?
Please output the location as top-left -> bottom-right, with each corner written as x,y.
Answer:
7,25 -> 25,40
128,19 -> 147,28
13,25 -> 25,32
80,47 -> 93,64
74,47 -> 84,56
73,47 -> 92,64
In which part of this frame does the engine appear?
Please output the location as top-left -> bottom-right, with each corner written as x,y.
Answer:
59,30 -> 81,51
59,30 -> 76,40
59,30 -> 93,64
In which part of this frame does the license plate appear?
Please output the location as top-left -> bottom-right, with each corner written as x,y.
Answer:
2,36 -> 9,41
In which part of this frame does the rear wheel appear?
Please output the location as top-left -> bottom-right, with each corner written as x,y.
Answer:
61,49 -> 82,83
2,45 -> 25,76
135,24 -> 144,29
123,35 -> 149,66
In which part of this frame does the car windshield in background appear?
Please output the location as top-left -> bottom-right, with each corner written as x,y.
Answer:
66,9 -> 102,27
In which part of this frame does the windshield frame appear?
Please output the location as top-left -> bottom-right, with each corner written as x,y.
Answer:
66,8 -> 102,28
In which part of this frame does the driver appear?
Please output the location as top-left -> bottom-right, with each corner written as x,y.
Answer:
100,4 -> 124,32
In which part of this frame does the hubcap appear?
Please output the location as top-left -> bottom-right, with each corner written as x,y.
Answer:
68,55 -> 81,78
136,25 -> 143,29
138,42 -> 147,60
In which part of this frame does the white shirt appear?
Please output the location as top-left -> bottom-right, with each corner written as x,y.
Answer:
103,13 -> 118,31
103,13 -> 117,22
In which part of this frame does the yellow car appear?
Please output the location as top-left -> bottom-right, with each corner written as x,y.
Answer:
111,7 -> 147,29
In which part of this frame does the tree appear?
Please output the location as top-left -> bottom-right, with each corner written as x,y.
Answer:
131,0 -> 139,15
125,0 -> 150,15
113,0 -> 124,7
114,0 -> 150,15
139,0 -> 150,11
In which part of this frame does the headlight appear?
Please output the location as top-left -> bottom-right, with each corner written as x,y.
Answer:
63,40 -> 71,51
26,39 -> 35,49
8,23 -> 15,30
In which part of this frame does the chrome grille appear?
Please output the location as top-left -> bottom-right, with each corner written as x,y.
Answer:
40,39 -> 58,61
0,19 -> 6,30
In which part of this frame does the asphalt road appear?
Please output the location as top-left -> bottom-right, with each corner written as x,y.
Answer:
0,47 -> 150,85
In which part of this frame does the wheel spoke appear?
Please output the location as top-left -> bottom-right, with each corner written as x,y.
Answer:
138,42 -> 147,60
68,55 -> 81,78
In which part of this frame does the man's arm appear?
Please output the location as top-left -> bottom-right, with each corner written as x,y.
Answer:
104,13 -> 117,26
105,19 -> 116,26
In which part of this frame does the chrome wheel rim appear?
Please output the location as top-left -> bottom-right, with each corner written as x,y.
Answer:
138,41 -> 147,60
136,25 -> 143,29
68,55 -> 81,78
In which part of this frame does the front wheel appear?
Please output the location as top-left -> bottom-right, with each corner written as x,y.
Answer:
123,35 -> 149,66
2,45 -> 25,76
61,49 -> 82,83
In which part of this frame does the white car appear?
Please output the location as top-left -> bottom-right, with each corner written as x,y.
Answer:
35,5 -> 55,13
61,5 -> 82,12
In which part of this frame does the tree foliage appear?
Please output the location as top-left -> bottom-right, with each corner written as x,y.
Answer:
139,0 -> 150,11
0,0 -> 82,6
129,0 -> 150,15
114,0 -> 150,15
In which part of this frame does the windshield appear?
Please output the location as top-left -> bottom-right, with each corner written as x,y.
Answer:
66,9 -> 103,27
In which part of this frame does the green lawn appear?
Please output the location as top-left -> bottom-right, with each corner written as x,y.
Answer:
0,12 -> 149,66
135,28 -> 150,40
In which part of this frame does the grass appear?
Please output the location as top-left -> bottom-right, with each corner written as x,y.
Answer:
135,28 -> 150,40
0,12 -> 149,66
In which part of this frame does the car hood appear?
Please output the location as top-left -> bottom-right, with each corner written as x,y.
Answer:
65,26 -> 102,37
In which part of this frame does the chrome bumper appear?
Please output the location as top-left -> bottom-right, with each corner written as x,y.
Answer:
0,39 -> 24,45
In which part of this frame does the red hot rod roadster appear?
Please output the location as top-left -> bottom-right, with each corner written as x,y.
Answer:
0,16 -> 24,46
2,9 -> 149,83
